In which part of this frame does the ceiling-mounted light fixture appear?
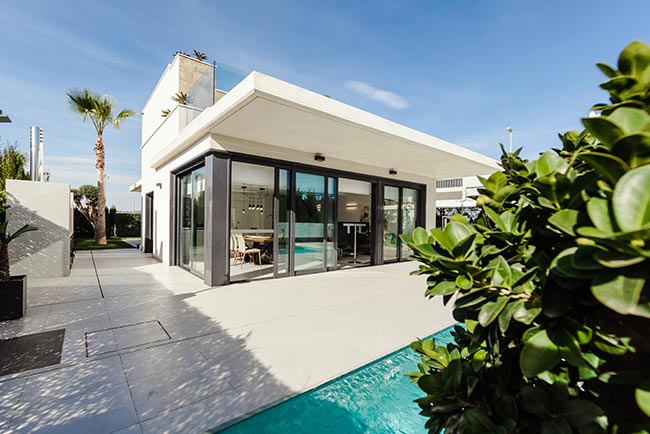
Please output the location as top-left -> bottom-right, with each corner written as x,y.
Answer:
389,169 -> 397,176
314,154 -> 325,162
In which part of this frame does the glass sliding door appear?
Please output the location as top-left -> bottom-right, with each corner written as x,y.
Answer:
294,172 -> 326,273
383,185 -> 420,262
178,166 -> 206,276
179,175 -> 192,268
230,162 -> 275,282
190,169 -> 205,274
275,169 -> 291,277
338,178 -> 373,268
400,188 -> 418,260
326,177 -> 337,270
383,186 -> 400,262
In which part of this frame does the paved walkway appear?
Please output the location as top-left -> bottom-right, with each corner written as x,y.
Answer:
0,249 -> 453,434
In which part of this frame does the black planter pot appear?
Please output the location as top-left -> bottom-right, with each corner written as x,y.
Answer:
0,275 -> 26,321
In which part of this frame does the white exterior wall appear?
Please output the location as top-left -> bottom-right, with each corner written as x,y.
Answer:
6,180 -> 72,278
140,54 -> 214,264
142,58 -> 180,143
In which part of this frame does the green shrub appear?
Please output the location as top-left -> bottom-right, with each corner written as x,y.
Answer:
402,41 -> 650,434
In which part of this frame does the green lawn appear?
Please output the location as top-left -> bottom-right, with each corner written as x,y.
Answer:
73,238 -> 135,250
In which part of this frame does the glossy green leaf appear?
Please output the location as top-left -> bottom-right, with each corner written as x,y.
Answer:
412,227 -> 429,245
498,299 -> 524,334
548,209 -> 579,235
513,299 -> 542,325
591,274 -> 648,317
536,151 -> 569,177
586,197 -> 615,234
580,151 -> 629,184
519,385 -> 552,417
542,417 -> 571,434
464,408 -> 498,434
612,165 -> 650,232
635,380 -> 650,417
608,107 -> 650,134
455,275 -> 473,290
427,281 -> 458,297
478,296 -> 509,327
559,400 -> 606,427
611,133 -> 650,168
596,62 -> 619,78
582,116 -> 626,146
599,75 -> 639,94
520,329 -> 561,377
617,40 -> 650,79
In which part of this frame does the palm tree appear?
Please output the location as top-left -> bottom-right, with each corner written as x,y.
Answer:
66,88 -> 135,245
172,91 -> 192,105
192,50 -> 207,61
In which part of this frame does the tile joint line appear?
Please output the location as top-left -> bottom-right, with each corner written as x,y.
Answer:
89,250 -> 105,298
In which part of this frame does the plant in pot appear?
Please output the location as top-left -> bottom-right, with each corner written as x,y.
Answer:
0,191 -> 37,321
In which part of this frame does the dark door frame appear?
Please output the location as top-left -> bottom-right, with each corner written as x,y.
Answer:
144,191 -> 154,253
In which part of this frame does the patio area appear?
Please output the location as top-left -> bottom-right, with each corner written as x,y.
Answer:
0,249 -> 454,434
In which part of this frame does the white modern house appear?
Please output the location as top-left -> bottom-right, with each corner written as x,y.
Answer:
133,53 -> 498,286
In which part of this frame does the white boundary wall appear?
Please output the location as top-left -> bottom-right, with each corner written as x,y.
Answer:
7,180 -> 73,278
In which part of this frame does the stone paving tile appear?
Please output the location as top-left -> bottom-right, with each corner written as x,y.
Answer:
128,361 -> 235,421
0,305 -> 50,339
85,329 -> 118,357
20,356 -> 126,403
139,387 -> 251,434
113,321 -> 170,350
0,377 -> 26,431
119,340 -> 210,382
110,423 -> 143,434
10,382 -> 138,434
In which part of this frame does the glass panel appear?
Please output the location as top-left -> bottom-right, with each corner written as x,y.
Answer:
383,186 -> 399,261
179,174 -> 192,268
230,162 -> 275,281
190,167 -> 205,274
295,172 -> 325,272
338,178 -> 372,268
276,169 -> 290,276
326,177 -> 337,269
401,188 -> 418,260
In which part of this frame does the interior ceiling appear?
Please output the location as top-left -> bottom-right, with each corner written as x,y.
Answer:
211,97 -> 493,179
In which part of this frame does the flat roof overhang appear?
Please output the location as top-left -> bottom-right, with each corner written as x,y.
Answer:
129,180 -> 142,193
150,72 -> 499,179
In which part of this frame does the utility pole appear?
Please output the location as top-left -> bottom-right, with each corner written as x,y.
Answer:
506,127 -> 513,153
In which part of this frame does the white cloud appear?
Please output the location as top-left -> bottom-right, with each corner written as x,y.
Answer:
344,80 -> 410,109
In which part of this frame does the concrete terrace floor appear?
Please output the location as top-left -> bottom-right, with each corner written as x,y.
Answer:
0,249 -> 454,434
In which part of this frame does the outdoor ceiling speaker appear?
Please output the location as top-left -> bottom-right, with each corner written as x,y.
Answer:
314,154 -> 325,162
389,169 -> 397,175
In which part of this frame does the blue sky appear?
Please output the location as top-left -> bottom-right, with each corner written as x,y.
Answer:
1,0 -> 649,210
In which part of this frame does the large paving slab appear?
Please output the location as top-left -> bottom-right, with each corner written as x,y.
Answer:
0,249 -> 453,433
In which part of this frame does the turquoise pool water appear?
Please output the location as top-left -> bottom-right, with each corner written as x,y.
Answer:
216,325 -> 455,433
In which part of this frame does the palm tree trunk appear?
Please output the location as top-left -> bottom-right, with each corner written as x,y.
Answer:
95,134 -> 107,245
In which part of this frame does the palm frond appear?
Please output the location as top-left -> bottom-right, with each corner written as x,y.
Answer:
6,224 -> 37,244
113,109 -> 136,129
192,50 -> 207,61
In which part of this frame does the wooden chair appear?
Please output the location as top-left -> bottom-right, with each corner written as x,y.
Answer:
232,234 -> 261,266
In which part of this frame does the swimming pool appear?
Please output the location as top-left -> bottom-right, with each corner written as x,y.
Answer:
214,325 -> 455,433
